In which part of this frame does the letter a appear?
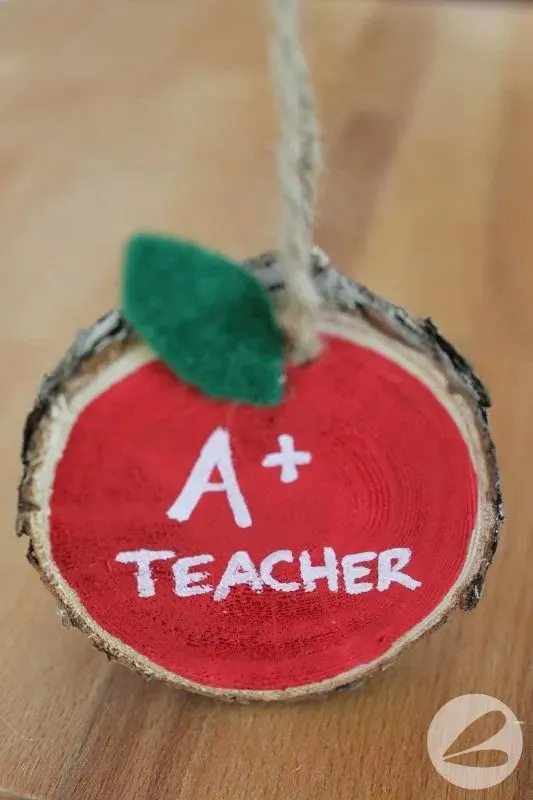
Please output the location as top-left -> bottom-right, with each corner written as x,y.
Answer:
167,427 -> 252,528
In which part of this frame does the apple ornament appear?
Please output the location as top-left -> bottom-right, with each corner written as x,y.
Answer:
17,239 -> 502,701
16,0 -> 502,701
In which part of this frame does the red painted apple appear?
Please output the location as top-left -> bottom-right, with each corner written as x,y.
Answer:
18,257 -> 500,700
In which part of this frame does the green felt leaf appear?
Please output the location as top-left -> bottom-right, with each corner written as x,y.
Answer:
121,233 -> 285,406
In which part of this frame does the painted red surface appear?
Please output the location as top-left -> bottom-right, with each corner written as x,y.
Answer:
50,335 -> 477,690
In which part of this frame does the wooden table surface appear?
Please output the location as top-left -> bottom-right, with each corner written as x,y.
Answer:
1,1 -> 532,798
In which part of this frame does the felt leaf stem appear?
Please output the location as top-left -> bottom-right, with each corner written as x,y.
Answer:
122,234 -> 285,406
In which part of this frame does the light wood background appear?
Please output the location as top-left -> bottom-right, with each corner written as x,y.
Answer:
1,0 -> 532,798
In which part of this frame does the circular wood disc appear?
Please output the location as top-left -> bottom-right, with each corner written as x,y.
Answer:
18,250 -> 502,701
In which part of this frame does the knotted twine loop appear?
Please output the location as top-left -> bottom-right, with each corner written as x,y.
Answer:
268,0 -> 323,364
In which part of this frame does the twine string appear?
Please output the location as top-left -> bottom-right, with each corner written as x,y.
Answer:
268,0 -> 322,363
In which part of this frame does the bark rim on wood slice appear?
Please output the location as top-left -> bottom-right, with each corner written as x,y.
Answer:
17,247 -> 503,702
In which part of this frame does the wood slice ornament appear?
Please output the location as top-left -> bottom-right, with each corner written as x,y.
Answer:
17,1 -> 502,702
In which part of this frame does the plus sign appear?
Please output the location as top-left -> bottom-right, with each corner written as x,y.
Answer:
261,435 -> 312,484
